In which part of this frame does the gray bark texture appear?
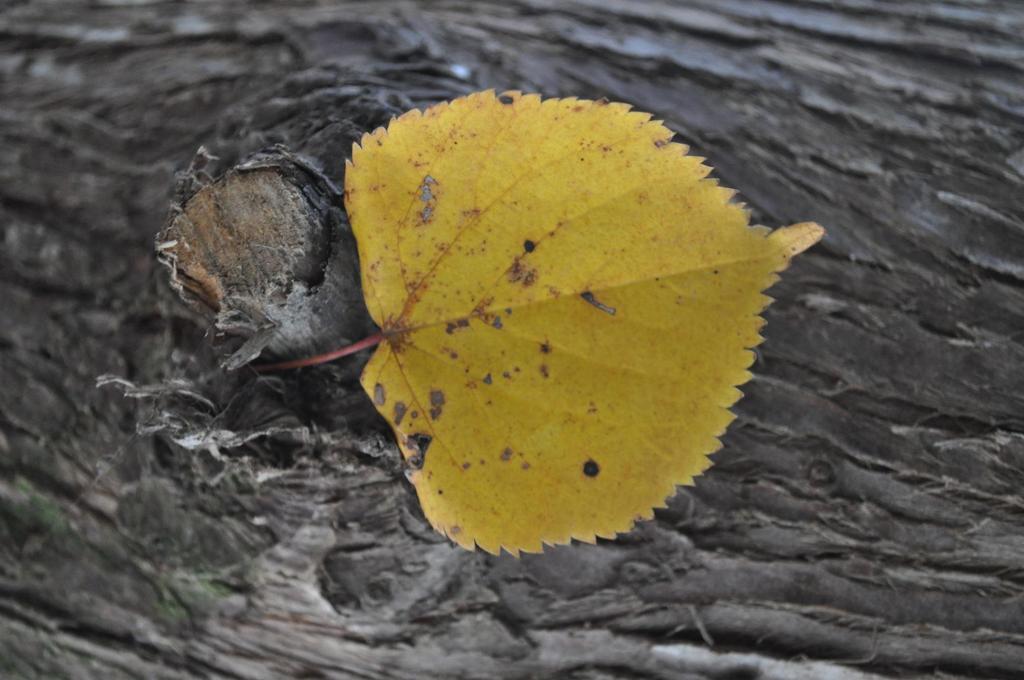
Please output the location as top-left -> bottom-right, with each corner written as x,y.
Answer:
2,1 -> 1024,679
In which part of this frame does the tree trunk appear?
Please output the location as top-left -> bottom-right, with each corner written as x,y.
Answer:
2,2 -> 1024,679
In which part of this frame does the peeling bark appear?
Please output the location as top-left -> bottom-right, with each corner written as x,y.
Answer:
2,2 -> 1024,679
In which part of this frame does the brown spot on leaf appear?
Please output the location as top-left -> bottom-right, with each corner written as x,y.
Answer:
472,296 -> 495,316
540,364 -> 549,378
508,259 -> 538,287
483,373 -> 493,385
583,459 -> 600,477
540,341 -> 551,354
521,462 -> 530,470
462,462 -> 471,470
387,329 -> 412,354
654,138 -> 670,148
501,448 -> 513,462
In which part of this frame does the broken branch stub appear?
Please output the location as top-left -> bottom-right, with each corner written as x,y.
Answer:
157,148 -> 376,370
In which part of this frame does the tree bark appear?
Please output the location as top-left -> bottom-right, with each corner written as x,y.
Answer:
2,1 -> 1024,679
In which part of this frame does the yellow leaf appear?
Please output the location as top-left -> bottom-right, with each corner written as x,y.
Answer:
344,90 -> 823,555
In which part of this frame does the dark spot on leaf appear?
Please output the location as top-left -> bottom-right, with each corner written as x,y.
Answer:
540,341 -> 551,354
654,138 -> 670,148
462,462 -> 471,470
583,459 -> 600,477
418,176 -> 438,224
394,402 -> 407,425
411,410 -> 419,419
498,93 -> 514,105
587,402 -> 598,414
540,364 -> 549,378
501,448 -> 513,462
409,434 -> 432,461
483,373 -> 493,385
524,239 -> 536,253
581,291 -> 616,316
492,316 -> 503,329
502,371 -> 511,379
713,269 -> 719,275
521,462 -> 530,470
373,383 -> 386,406
430,389 -> 445,420
407,452 -> 424,470
438,489 -> 444,495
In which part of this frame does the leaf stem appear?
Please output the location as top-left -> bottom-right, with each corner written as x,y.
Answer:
253,331 -> 385,372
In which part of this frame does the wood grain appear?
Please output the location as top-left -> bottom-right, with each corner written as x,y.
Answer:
1,1 -> 1023,678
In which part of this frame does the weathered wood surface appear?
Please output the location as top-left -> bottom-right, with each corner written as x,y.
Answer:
2,1 -> 1024,678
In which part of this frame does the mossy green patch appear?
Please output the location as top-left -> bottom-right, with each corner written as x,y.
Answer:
9,477 -> 69,536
